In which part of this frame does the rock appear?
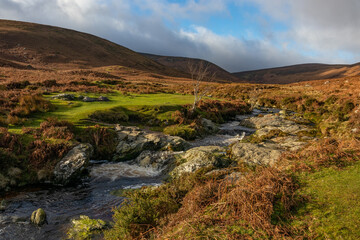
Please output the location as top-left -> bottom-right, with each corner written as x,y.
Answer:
67,215 -> 107,240
241,114 -> 309,135
52,93 -> 76,101
133,150 -> 175,171
171,146 -> 227,176
98,96 -> 110,101
82,96 -> 96,102
113,125 -> 188,161
53,143 -> 93,185
31,208 -> 47,226
201,118 -> 219,133
230,142 -> 284,166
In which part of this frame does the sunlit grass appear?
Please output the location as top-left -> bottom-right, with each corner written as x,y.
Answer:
294,163 -> 360,239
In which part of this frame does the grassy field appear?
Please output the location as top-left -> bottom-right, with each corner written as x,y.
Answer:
11,92 -> 194,130
294,163 -> 360,239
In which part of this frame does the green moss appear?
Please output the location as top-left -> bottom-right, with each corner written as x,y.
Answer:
163,124 -> 197,140
293,162 -> 360,239
67,215 -> 107,240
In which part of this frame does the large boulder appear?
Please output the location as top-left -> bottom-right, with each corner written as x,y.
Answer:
171,146 -> 227,176
230,142 -> 283,166
53,143 -> 93,185
113,125 -> 188,161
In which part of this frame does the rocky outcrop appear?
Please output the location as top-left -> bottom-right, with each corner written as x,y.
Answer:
113,125 -> 188,161
230,142 -> 284,166
53,143 -> 93,186
230,113 -> 314,166
31,208 -> 47,226
241,114 -> 308,134
171,146 -> 228,176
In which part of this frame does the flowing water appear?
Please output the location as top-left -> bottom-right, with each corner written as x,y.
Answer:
0,110 -> 272,240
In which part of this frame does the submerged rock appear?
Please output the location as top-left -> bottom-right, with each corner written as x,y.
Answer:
31,208 -> 47,226
113,125 -> 188,161
171,146 -> 228,176
53,143 -> 93,185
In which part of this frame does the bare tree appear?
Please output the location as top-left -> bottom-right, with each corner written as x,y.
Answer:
187,60 -> 216,111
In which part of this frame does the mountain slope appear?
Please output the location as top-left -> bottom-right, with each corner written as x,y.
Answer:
233,63 -> 360,84
141,53 -> 240,82
0,19 -> 180,75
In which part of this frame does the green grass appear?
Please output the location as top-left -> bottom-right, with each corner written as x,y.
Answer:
294,163 -> 360,239
9,92 -> 194,131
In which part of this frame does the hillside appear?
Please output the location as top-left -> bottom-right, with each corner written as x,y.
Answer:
0,19 -> 183,76
141,53 -> 240,82
233,63 -> 360,84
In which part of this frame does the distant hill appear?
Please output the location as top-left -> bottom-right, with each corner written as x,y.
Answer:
233,63 -> 360,84
0,19 -> 183,76
141,53 -> 240,82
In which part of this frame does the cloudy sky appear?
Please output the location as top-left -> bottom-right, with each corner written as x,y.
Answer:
1,0 -> 359,72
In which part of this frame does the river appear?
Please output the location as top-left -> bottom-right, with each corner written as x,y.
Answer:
0,109 -> 271,240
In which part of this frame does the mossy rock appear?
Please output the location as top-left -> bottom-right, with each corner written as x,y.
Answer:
67,215 -> 107,240
31,208 -> 47,226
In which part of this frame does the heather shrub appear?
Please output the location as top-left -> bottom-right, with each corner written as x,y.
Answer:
80,125 -> 117,159
39,118 -> 75,140
11,94 -> 53,117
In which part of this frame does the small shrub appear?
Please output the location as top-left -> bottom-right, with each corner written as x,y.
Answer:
39,118 -> 74,140
11,94 -> 53,117
28,140 -> 70,169
80,125 -> 117,159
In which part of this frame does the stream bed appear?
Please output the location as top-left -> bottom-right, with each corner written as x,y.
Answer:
0,109 -> 272,240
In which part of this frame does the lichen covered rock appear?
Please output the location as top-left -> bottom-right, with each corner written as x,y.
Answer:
53,143 -> 93,186
171,146 -> 228,176
113,125 -> 188,161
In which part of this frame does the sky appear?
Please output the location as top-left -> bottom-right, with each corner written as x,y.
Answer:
1,0 -> 360,72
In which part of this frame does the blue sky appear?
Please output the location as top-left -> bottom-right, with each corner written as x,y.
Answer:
1,0 -> 360,71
